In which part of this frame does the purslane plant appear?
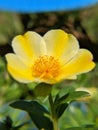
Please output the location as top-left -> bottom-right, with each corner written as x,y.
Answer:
5,29 -> 95,130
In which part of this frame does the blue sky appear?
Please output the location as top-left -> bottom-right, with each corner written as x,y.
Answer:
0,0 -> 98,13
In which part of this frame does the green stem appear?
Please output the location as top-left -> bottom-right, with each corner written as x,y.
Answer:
52,117 -> 58,130
49,94 -> 59,130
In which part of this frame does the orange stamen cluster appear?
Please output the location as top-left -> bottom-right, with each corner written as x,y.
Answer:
33,55 -> 60,80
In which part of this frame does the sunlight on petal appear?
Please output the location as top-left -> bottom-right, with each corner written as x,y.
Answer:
12,31 -> 47,67
6,53 -> 34,83
7,65 -> 34,83
43,30 -> 79,64
56,49 -> 95,81
24,31 -> 47,57
6,53 -> 28,69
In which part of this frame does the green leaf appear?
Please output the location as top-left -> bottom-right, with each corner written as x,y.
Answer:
55,91 -> 90,106
55,93 -> 69,105
65,127 -> 95,130
53,94 -> 69,118
60,85 -> 75,95
10,100 -> 53,130
0,116 -> 12,130
66,91 -> 90,102
55,103 -> 69,118
34,83 -> 52,97
13,121 -> 30,130
0,122 -> 8,130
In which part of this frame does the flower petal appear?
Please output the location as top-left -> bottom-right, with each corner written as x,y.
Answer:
12,31 -> 47,67
66,75 -> 77,79
5,53 -> 34,83
56,49 -> 95,81
43,29 -> 79,64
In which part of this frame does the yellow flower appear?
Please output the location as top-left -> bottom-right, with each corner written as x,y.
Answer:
5,30 -> 95,84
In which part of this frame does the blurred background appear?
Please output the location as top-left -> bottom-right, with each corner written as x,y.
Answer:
0,0 -> 98,130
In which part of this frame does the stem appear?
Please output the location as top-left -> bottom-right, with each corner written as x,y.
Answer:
49,94 -> 59,130
52,117 -> 58,130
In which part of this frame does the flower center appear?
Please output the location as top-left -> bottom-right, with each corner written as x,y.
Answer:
32,55 -> 60,80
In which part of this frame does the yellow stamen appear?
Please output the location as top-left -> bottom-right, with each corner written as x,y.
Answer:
32,55 -> 60,80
